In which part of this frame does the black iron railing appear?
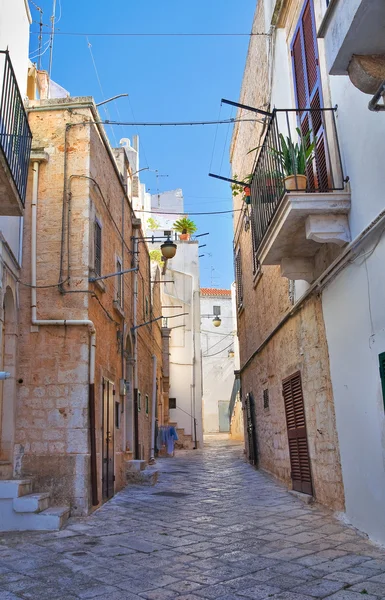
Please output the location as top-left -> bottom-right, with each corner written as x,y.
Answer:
249,107 -> 345,252
0,50 -> 32,206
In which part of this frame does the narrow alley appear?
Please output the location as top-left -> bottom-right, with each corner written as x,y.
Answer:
0,439 -> 385,600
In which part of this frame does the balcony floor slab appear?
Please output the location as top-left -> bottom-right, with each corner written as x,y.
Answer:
259,191 -> 351,266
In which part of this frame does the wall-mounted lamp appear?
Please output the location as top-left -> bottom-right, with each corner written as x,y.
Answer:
212,316 -> 222,328
228,348 -> 235,358
160,239 -> 177,259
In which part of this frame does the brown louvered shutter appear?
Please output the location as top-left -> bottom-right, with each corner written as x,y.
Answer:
250,208 -> 260,275
282,372 -> 313,495
291,0 -> 330,192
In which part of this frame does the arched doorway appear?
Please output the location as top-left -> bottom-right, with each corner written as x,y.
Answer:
124,333 -> 135,454
0,287 -> 17,464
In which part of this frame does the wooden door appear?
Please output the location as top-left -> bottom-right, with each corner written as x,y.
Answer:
102,379 -> 115,501
245,393 -> 258,467
282,372 -> 313,495
291,0 -> 330,191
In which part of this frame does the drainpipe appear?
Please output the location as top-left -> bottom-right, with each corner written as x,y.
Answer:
31,159 -> 98,506
149,354 -> 157,463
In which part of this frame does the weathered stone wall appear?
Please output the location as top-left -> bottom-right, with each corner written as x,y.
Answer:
16,100 -> 162,514
230,0 -> 345,510
17,104 -> 92,515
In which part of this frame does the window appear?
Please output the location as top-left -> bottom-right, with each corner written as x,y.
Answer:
116,257 -> 122,305
235,248 -> 244,309
145,394 -> 149,415
169,398 -> 176,409
213,306 -> 221,316
379,353 -> 385,411
94,220 -> 102,276
263,389 -> 269,410
115,402 -> 120,428
291,0 -> 329,192
137,391 -> 141,412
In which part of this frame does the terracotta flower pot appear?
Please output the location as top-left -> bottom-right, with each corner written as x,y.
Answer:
284,174 -> 307,191
179,233 -> 190,241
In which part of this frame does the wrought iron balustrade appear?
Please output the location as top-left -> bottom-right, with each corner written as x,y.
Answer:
0,50 -> 32,206
249,107 -> 345,252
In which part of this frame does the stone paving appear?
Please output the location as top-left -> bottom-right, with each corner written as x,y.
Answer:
0,438 -> 385,600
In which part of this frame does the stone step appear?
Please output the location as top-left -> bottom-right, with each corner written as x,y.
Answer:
0,462 -> 12,479
13,492 -> 50,514
0,480 -> 32,499
126,460 -> 146,472
126,468 -> 159,486
38,506 -> 70,530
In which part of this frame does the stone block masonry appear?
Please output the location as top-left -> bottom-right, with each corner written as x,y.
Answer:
16,97 -> 163,515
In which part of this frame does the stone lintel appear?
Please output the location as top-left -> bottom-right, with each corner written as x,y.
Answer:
280,257 -> 314,283
305,214 -> 351,246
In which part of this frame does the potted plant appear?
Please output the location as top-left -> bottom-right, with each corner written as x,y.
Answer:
231,174 -> 253,204
271,128 -> 315,191
173,217 -> 197,240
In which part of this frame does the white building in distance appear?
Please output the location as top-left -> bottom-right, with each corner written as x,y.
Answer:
200,289 -> 236,434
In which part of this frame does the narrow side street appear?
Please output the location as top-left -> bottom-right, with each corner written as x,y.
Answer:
0,439 -> 385,600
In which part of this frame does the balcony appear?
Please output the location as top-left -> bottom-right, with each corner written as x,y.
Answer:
249,107 -> 350,282
318,0 -> 385,81
0,50 -> 32,216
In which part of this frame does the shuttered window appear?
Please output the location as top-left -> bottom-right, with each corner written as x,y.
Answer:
94,220 -> 102,276
282,372 -> 313,495
235,248 -> 244,309
291,0 -> 330,192
379,353 -> 385,411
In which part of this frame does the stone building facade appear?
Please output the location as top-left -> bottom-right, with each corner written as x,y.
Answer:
14,96 -> 164,516
230,0 -> 345,511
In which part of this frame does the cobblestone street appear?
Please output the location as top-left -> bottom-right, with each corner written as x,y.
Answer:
1,438 -> 385,600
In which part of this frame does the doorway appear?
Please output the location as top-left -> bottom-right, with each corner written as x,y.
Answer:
245,392 -> 258,467
218,400 -> 230,432
282,372 -> 313,495
102,378 -> 115,501
0,287 -> 17,464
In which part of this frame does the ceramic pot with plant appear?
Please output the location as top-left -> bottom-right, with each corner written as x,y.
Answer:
271,128 -> 315,191
173,217 -> 197,240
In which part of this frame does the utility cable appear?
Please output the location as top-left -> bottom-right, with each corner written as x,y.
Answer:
32,31 -> 271,38
135,208 -> 243,215
202,342 -> 234,358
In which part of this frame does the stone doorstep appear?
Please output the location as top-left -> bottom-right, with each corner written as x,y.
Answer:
289,489 -> 315,505
0,480 -> 70,531
13,492 -> 50,513
126,468 -> 159,486
0,479 -> 32,498
126,459 -> 146,472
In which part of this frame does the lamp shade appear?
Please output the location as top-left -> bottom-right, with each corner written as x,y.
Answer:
212,316 -> 221,328
228,349 -> 235,358
160,240 -> 177,259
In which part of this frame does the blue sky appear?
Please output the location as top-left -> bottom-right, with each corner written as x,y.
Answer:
28,0 -> 256,288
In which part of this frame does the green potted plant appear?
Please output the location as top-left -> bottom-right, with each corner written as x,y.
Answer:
231,174 -> 253,204
271,128 -> 315,191
173,216 -> 197,240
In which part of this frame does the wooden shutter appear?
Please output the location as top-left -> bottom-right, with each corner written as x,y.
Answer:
379,353 -> 385,411
282,372 -> 313,495
235,248 -> 244,308
291,0 -> 330,192
94,221 -> 102,276
250,208 -> 260,276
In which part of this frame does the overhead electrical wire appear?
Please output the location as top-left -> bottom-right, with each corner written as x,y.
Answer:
31,31 -> 270,38
135,208 -> 242,215
203,342 -> 234,358
96,118 -> 262,127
